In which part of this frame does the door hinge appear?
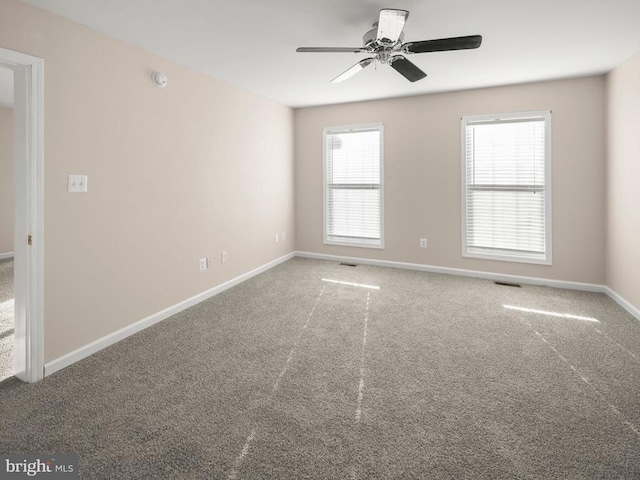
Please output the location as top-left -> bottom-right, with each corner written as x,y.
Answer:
28,234 -> 32,245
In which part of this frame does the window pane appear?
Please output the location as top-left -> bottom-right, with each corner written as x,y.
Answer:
327,130 -> 380,185
327,188 -> 381,240
466,121 -> 545,187
467,190 -> 545,253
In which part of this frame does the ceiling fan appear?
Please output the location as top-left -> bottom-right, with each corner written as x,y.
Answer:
296,9 -> 482,83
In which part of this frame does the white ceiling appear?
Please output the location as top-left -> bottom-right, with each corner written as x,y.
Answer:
21,0 -> 640,108
0,67 -> 13,108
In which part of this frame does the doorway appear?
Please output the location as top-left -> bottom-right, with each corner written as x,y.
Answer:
0,47 -> 44,383
0,65 -> 14,381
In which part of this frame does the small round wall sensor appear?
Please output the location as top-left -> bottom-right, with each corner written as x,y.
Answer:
152,72 -> 168,88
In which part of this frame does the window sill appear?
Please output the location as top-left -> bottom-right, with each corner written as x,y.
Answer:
463,250 -> 551,266
324,239 -> 384,250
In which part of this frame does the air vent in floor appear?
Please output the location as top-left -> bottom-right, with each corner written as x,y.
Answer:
339,262 -> 358,267
494,280 -> 522,288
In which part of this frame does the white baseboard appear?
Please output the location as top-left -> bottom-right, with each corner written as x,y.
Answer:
294,251 -> 606,293
605,287 -> 640,322
44,252 -> 296,376
0,251 -> 14,260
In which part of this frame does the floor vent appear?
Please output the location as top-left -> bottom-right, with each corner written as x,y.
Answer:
494,281 -> 522,288
339,262 -> 358,267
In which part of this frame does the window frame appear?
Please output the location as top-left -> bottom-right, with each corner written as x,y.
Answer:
323,123 -> 385,249
460,110 -> 552,265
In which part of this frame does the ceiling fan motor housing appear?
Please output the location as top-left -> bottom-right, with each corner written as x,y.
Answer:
362,23 -> 404,53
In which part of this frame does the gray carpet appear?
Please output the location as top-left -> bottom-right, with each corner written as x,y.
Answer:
0,257 -> 14,382
1,257 -> 639,479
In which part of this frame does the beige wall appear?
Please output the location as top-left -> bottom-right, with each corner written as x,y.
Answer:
606,51 -> 640,309
296,77 -> 607,284
0,106 -> 12,254
0,0 -> 294,362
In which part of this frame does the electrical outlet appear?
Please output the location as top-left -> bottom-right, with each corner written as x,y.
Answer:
281,232 -> 286,241
221,251 -> 228,263
275,233 -> 279,243
207,257 -> 212,268
420,238 -> 428,248
199,257 -> 207,271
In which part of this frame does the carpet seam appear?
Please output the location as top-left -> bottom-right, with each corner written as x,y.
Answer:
227,285 -> 326,479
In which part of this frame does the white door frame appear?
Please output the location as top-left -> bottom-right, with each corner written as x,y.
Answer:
0,47 -> 44,383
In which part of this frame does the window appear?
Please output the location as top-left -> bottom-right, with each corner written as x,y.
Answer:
461,111 -> 552,264
324,124 -> 384,248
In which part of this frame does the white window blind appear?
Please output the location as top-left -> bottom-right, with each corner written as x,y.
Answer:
462,111 -> 551,264
324,125 -> 383,248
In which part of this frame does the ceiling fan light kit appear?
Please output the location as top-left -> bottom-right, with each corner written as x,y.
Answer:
296,8 -> 482,83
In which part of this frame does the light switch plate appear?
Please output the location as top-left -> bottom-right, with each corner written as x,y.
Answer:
68,175 -> 88,193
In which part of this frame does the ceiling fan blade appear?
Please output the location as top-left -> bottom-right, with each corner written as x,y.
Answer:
376,9 -> 409,44
389,56 -> 427,82
403,35 -> 483,54
331,58 -> 374,83
296,47 -> 366,53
